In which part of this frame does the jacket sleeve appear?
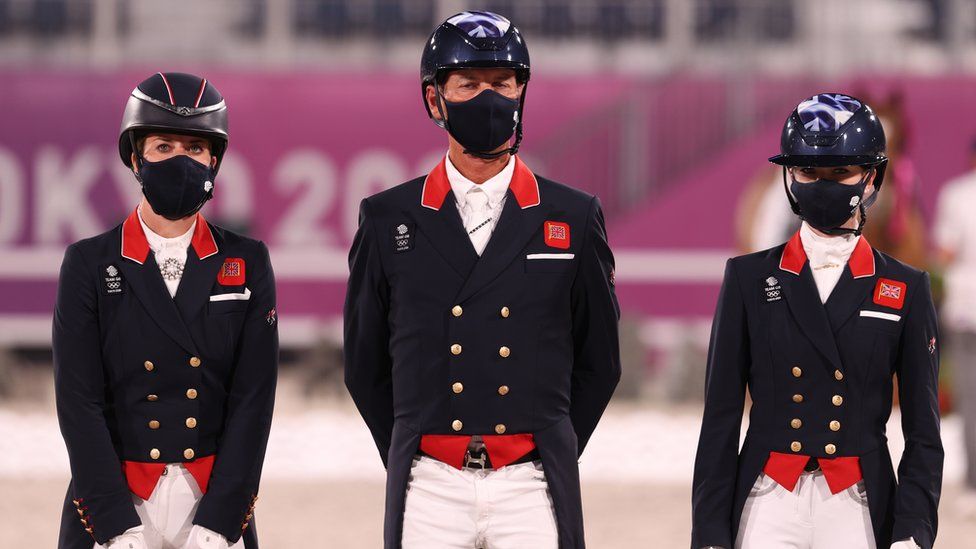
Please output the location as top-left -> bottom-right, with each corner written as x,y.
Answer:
691,259 -> 750,549
568,196 -> 621,455
53,243 -> 141,543
343,199 -> 395,466
892,271 -> 943,549
193,241 -> 279,542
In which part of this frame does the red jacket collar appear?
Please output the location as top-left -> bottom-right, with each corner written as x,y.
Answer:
421,155 -> 540,211
779,230 -> 875,278
121,207 -> 219,264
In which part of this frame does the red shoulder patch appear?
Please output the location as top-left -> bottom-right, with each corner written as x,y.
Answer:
217,258 -> 246,286
873,278 -> 906,310
544,221 -> 570,249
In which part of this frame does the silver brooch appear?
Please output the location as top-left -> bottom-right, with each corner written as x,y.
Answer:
159,257 -> 185,281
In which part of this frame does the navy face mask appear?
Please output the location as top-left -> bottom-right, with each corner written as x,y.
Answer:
137,155 -> 215,221
789,171 -> 871,234
441,89 -> 520,157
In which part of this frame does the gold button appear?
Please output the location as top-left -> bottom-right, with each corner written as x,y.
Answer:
452,305 -> 463,317
189,356 -> 202,368
144,361 -> 155,372
76,508 -> 84,517
834,369 -> 844,381
498,385 -> 509,396
500,306 -> 510,318
830,420 -> 841,432
150,448 -> 160,460
148,420 -> 160,430
451,419 -> 463,431
825,444 -> 837,455
452,382 -> 464,394
792,394 -> 803,403
790,441 -> 802,452
186,388 -> 198,399
184,448 -> 195,460
499,346 -> 511,358
791,366 -> 802,377
186,417 -> 197,429
832,395 -> 844,406
495,424 -> 507,434
147,394 -> 159,402
790,418 -> 802,429
451,344 -> 462,356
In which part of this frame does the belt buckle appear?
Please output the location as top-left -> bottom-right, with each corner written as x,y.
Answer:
463,449 -> 488,470
804,457 -> 821,473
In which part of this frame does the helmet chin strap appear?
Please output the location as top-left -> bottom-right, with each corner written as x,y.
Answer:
818,203 -> 867,237
780,166 -> 870,237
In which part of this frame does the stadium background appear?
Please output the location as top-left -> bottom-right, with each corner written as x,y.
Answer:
1,0 -> 976,546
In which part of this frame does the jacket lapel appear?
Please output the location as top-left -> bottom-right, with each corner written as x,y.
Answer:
415,155 -> 544,292
824,237 -> 877,333
415,196 -> 480,279
173,220 -> 222,324
420,155 -> 543,304
454,191 -> 551,303
118,209 -> 199,356
777,232 -> 844,372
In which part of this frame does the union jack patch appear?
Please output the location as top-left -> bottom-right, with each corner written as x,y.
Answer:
873,278 -> 906,310
544,221 -> 570,249
217,258 -> 246,286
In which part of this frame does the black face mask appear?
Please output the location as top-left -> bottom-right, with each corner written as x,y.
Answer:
789,171 -> 870,234
441,89 -> 520,158
137,155 -> 215,221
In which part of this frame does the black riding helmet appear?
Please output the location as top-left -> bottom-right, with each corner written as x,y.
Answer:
420,11 -> 530,157
770,93 -> 888,234
119,72 -> 228,174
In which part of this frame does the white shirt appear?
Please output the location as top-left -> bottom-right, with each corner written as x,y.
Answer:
138,206 -> 195,298
799,221 -> 859,304
934,169 -> 976,330
445,153 -> 514,256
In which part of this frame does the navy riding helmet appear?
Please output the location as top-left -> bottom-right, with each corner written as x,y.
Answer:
420,11 -> 530,153
770,93 -> 889,222
119,72 -> 229,174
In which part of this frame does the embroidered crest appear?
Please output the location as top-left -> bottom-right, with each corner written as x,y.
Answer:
266,307 -> 277,326
544,221 -> 570,250
392,222 -> 415,253
762,275 -> 782,303
873,278 -> 906,310
928,337 -> 937,355
217,258 -> 246,286
102,264 -> 124,295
